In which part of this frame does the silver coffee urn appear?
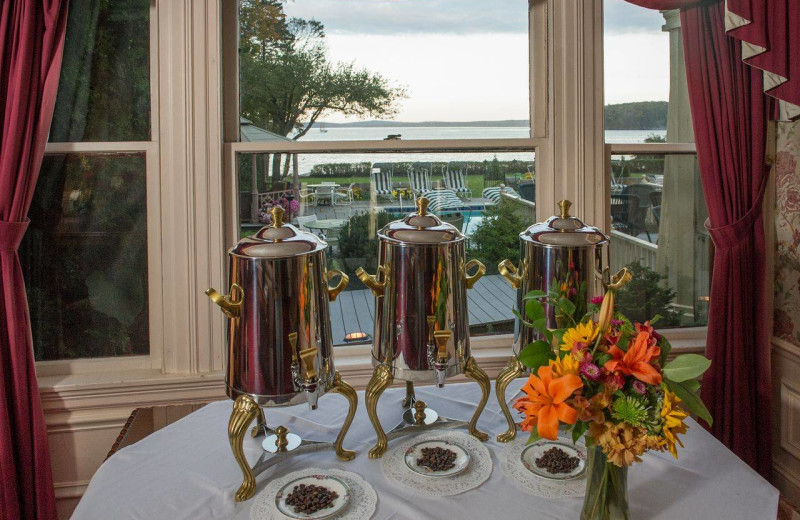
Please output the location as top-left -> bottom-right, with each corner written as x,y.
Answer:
356,198 -> 490,458
495,200 -> 609,442
206,207 -> 357,501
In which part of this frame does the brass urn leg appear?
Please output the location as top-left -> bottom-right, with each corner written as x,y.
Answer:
463,356 -> 490,442
250,406 -> 267,438
496,355 -> 526,442
401,380 -> 416,408
329,371 -> 357,461
228,395 -> 260,502
365,364 -> 394,459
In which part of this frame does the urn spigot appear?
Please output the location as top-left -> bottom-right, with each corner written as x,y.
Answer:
290,333 -> 321,410
432,330 -> 451,388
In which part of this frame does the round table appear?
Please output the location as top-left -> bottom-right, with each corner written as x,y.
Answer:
304,219 -> 346,240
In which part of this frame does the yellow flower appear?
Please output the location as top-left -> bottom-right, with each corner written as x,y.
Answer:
560,321 -> 599,352
660,387 -> 689,458
589,421 -> 649,467
550,354 -> 580,377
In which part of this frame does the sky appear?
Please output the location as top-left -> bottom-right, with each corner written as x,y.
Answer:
281,0 -> 670,123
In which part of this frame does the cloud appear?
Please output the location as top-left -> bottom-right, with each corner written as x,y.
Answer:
283,0 -> 668,36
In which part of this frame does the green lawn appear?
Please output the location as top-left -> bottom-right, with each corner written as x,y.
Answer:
301,175 -> 487,196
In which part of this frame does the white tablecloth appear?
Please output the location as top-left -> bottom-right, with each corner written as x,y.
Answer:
72,380 -> 779,520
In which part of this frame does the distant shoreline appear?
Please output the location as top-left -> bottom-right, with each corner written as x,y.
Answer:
318,120 -> 666,130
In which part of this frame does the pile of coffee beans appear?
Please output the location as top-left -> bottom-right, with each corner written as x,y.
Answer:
285,483 -> 339,514
535,447 -> 580,474
416,446 -> 458,472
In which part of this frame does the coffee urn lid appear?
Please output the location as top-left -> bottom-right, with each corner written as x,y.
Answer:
521,200 -> 609,247
230,206 -> 326,258
379,197 -> 465,244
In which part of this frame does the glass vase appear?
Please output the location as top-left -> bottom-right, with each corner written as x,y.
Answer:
580,446 -> 630,520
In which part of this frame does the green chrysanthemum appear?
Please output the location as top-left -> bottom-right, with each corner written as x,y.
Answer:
611,396 -> 649,427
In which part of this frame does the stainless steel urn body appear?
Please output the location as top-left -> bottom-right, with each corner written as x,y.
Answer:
357,198 -> 485,384
500,200 -> 609,356
207,207 -> 348,408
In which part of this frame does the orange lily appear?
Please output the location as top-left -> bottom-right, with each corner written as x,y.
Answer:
513,365 -> 583,440
604,331 -> 662,385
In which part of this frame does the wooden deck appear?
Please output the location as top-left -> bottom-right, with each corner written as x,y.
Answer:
328,274 -> 516,344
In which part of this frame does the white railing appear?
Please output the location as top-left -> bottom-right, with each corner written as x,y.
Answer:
610,229 -> 658,271
500,191 -> 536,222
257,189 -> 295,209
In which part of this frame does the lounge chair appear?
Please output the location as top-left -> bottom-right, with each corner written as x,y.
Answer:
336,183 -> 355,205
420,190 -> 462,213
408,162 -> 432,196
313,184 -> 336,206
296,214 -> 318,231
370,163 -> 394,199
443,162 -> 472,199
482,185 -> 519,204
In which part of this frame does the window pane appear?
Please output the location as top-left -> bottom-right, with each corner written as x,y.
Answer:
21,154 -> 149,360
237,0 -> 530,142
236,151 -> 535,344
609,153 -> 709,327
49,0 -> 151,142
604,1 -> 692,144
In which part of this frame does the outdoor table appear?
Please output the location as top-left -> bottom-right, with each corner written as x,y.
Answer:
304,218 -> 346,240
72,380 -> 779,520
307,183 -> 341,205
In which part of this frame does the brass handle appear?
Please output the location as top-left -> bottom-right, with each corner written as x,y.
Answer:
434,330 -> 451,363
298,346 -> 318,381
355,265 -> 387,297
464,259 -> 486,289
205,283 -> 243,318
498,259 -> 522,290
326,269 -> 349,301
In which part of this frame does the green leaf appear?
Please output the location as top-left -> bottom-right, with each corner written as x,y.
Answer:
559,298 -> 576,317
513,309 -> 535,328
572,421 -> 589,444
525,298 -> 545,322
523,290 -> 547,299
533,317 -> 549,334
666,378 -> 713,426
518,340 -> 553,372
682,379 -> 700,393
595,353 -> 611,367
526,429 -> 542,445
659,337 -> 673,367
663,354 -> 712,383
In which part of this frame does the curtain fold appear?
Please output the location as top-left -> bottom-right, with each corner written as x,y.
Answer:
0,2 -> 69,519
624,0 -> 774,477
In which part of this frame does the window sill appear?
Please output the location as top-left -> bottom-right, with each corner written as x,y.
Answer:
38,328 -> 706,421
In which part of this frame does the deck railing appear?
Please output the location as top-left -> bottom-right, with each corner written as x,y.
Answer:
500,191 -> 536,223
610,229 -> 658,271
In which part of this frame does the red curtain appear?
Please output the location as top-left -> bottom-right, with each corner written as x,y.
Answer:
0,2 -> 69,520
624,0 -> 774,477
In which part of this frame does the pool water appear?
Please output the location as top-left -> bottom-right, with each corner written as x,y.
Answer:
461,210 -> 484,236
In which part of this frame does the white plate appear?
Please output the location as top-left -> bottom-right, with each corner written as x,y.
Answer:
274,475 -> 350,520
520,441 -> 586,480
404,439 -> 471,478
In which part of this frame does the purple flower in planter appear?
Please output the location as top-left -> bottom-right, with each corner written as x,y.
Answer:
289,199 -> 300,213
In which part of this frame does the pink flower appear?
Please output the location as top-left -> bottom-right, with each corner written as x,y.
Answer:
603,372 -> 625,392
289,199 -> 301,212
632,380 -> 647,394
590,296 -> 604,305
782,182 -> 800,213
580,362 -> 601,381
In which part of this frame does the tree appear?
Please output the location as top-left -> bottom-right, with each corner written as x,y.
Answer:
239,1 -> 406,185
468,202 -> 528,275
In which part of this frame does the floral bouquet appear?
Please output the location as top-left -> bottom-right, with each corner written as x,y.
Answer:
513,268 -> 712,520
259,196 -> 300,224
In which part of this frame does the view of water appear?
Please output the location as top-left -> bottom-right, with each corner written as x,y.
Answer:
287,127 -> 666,176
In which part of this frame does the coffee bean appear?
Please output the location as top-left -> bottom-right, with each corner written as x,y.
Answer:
534,447 -> 580,474
285,483 -> 340,514
416,446 -> 458,472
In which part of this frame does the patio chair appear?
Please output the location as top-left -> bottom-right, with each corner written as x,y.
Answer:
370,163 -> 395,199
335,183 -> 355,206
314,184 -> 336,206
443,162 -> 472,199
482,185 -> 519,204
420,189 -> 462,213
519,180 -> 535,203
408,162 -> 432,196
296,214 -> 318,231
649,190 -> 662,227
610,194 -> 645,238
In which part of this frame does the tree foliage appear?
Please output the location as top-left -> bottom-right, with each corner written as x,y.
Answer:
467,202 -> 528,275
239,0 -> 406,142
615,261 -> 681,327
605,101 -> 668,130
